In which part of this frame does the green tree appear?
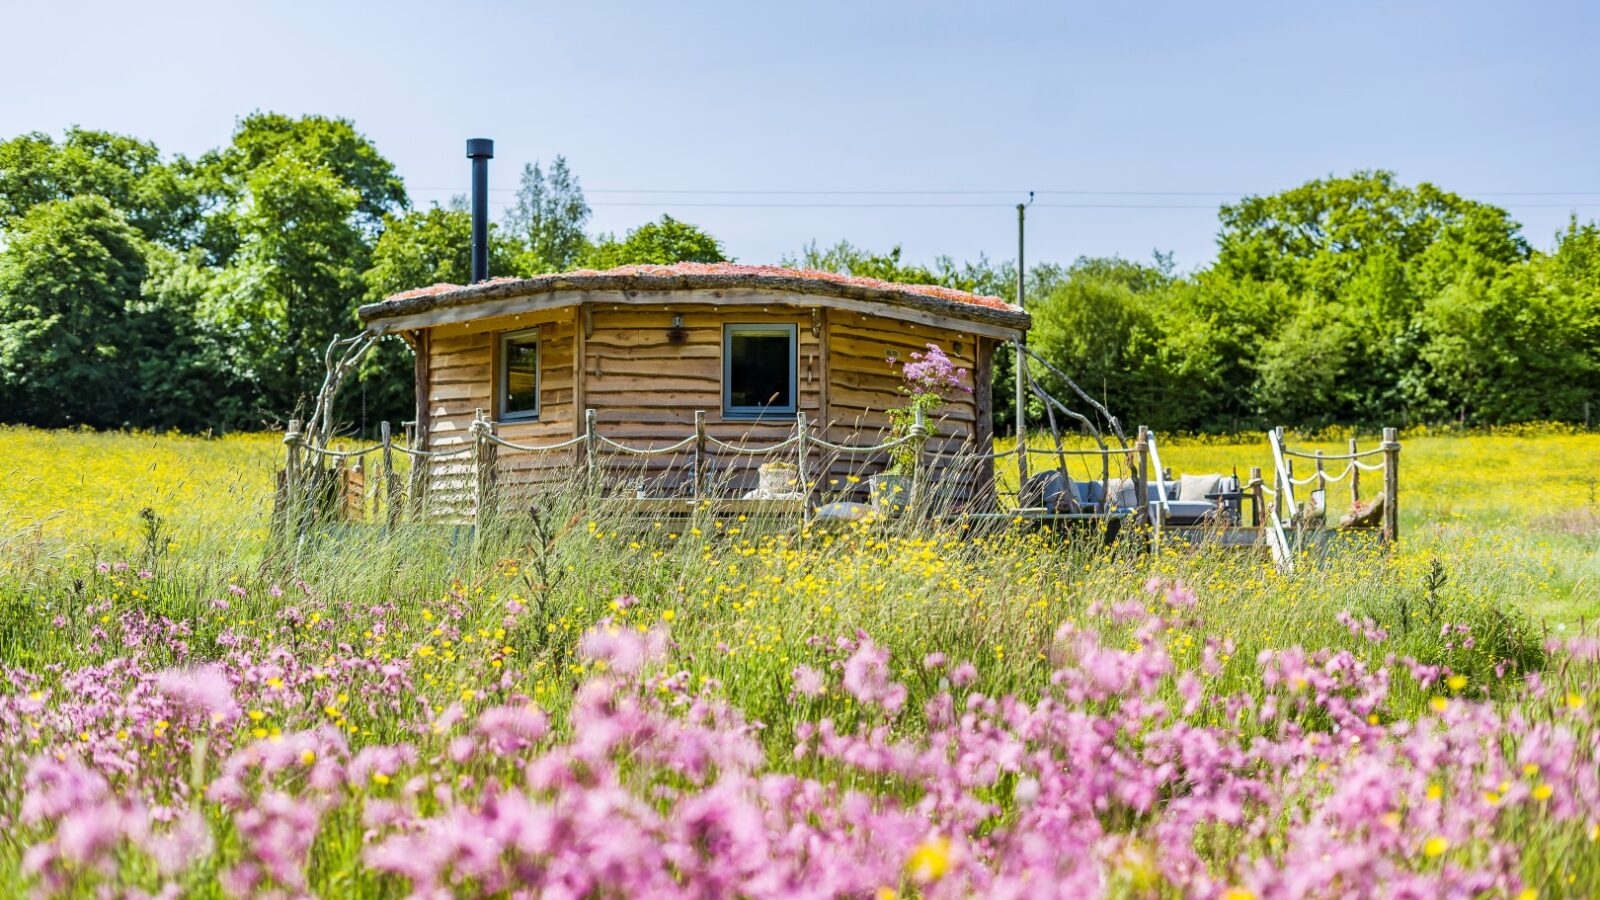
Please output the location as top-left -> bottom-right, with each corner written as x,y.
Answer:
357,206 -> 521,427
582,215 -> 728,268
0,196 -> 147,426
1215,170 -> 1528,301
504,157 -> 590,273
198,156 -> 367,418
0,128 -> 200,246
198,112 -> 406,233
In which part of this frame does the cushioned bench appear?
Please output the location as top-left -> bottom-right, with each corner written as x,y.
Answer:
1020,469 -> 1239,525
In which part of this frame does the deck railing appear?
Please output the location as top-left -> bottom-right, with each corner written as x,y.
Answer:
275,406 -> 947,540
273,411 -> 1402,569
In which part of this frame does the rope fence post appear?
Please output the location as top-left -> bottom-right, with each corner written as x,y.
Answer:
1314,449 -> 1326,511
584,408 -> 599,497
403,422 -> 422,521
283,419 -> 303,542
381,421 -> 399,529
1014,341 -> 1029,498
1249,465 -> 1264,528
693,410 -> 706,501
1382,427 -> 1400,545
1349,437 -> 1361,506
1135,425 -> 1151,545
470,409 -> 495,530
794,411 -> 810,511
910,406 -> 930,509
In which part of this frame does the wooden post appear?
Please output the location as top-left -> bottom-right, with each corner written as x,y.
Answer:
1382,426 -> 1400,544
971,337 -> 995,508
1135,425 -> 1151,542
584,408 -> 599,496
1014,342 -> 1029,501
794,411 -> 810,510
283,419 -> 303,540
381,422 -> 399,528
1249,466 -> 1264,528
1349,437 -> 1361,505
692,410 -> 706,501
471,409 -> 495,527
405,421 -> 429,522
911,406 -> 930,510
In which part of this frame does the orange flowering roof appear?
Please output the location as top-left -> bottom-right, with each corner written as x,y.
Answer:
363,262 -> 1026,330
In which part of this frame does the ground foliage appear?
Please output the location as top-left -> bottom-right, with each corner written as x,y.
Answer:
0,428 -> 1598,896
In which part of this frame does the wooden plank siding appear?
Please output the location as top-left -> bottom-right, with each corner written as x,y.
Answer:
412,290 -> 997,510
821,312 -> 982,504
419,308 -> 578,515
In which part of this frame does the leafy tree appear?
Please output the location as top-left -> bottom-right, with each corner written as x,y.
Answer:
582,215 -> 727,268
198,155 -> 367,418
357,206 -> 521,427
0,196 -> 147,426
198,113 -> 406,233
504,157 -> 590,272
1215,170 -> 1528,301
0,128 -> 200,246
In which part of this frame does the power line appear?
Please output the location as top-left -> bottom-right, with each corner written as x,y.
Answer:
412,185 -> 1600,197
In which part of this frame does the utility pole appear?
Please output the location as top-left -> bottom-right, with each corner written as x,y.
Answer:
1014,192 -> 1034,495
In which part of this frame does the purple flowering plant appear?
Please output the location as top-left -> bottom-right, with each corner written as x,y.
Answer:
886,343 -> 971,475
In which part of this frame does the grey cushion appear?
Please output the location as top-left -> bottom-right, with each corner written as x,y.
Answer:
1163,500 -> 1221,525
1020,470 -> 1080,512
1106,478 -> 1139,509
1178,474 -> 1224,502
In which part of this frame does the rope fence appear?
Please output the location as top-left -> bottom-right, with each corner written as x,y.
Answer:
273,408 -> 1404,567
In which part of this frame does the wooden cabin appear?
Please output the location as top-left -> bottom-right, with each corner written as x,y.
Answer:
356,263 -> 1029,511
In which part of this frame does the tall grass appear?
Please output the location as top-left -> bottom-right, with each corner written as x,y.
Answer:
1,426 -> 1597,894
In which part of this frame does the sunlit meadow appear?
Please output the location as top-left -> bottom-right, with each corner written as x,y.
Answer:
1,424 -> 1599,897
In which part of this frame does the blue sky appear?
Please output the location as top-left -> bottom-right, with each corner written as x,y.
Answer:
4,1 -> 1598,272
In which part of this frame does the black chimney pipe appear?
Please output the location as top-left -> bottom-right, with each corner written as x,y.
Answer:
466,138 -> 494,283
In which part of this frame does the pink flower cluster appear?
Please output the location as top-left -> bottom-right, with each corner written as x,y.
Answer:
899,342 -> 972,398
3,584 -> 1598,896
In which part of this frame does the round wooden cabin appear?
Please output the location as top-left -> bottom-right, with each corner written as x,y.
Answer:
356,263 -> 1030,511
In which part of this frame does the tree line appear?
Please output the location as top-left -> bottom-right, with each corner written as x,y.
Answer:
2,114 -> 1597,435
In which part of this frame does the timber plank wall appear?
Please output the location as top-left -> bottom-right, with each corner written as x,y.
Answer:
415,290 -> 993,509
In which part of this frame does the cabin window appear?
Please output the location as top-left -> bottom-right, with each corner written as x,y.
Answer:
497,327 -> 540,421
723,323 -> 797,417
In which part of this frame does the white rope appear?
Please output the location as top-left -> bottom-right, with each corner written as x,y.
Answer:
1020,445 -> 1122,459
703,433 -> 801,454
400,444 -> 474,460
1282,447 -> 1387,462
597,434 -> 700,456
483,432 -> 588,453
807,432 -> 918,455
299,442 -> 383,460
1284,458 -> 1384,486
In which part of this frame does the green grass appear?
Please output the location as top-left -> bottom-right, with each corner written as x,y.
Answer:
2,426 -> 1598,894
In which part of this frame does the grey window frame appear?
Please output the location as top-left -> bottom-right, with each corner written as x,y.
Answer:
722,323 -> 798,419
497,326 -> 541,422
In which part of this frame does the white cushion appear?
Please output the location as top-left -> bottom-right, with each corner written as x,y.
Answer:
1178,474 -> 1223,502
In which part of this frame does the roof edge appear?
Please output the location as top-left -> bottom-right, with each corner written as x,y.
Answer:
357,270 -> 1029,331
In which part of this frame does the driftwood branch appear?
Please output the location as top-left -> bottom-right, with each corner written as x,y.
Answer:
307,332 -> 379,450
1018,343 -> 1127,449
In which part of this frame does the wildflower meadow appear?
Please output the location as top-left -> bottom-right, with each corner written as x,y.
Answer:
2,426 -> 1599,897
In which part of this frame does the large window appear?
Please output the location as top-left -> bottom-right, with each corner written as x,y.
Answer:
497,328 -> 540,421
723,323 -> 797,418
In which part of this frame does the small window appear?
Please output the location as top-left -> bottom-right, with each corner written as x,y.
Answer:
498,328 -> 540,421
723,323 -> 797,418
